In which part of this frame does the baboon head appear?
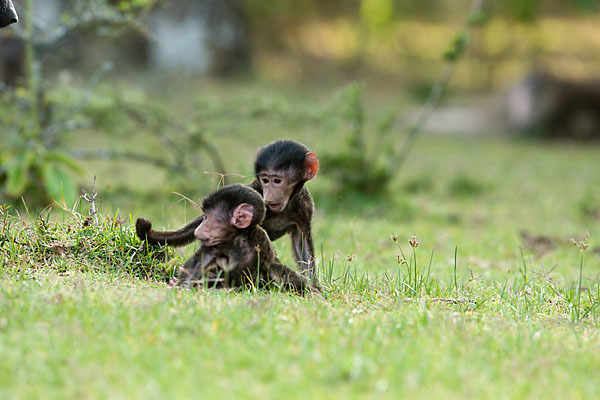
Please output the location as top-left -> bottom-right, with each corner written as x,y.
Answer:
254,140 -> 319,212
194,184 -> 266,246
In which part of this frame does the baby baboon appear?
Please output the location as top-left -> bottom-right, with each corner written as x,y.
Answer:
138,184 -> 318,295
137,139 -> 320,284
249,139 -> 319,283
0,0 -> 18,28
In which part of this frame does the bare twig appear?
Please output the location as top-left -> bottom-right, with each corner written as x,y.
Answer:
110,105 -> 230,180
81,176 -> 99,225
69,149 -> 177,171
41,62 -> 114,147
194,134 -> 230,185
171,192 -> 201,210
203,171 -> 245,189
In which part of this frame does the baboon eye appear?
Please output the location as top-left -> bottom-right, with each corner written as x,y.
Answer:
261,177 -> 269,184
274,178 -> 282,184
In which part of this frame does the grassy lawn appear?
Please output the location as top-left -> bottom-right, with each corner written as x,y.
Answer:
2,81 -> 600,398
1,270 -> 599,399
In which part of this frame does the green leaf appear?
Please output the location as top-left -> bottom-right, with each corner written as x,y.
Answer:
6,151 -> 35,197
509,0 -> 539,22
44,151 -> 83,174
467,11 -> 488,27
42,164 -> 78,207
443,31 -> 469,62
360,0 -> 394,28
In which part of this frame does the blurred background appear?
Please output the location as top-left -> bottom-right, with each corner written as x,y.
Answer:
1,0 -> 600,271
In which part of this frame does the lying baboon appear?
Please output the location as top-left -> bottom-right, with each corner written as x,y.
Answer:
137,184 -> 319,295
137,139 -> 321,284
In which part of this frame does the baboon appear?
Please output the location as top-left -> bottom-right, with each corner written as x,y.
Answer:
137,184 -> 318,295
506,71 -> 600,139
249,139 -> 319,283
0,0 -> 17,28
136,139 -> 320,283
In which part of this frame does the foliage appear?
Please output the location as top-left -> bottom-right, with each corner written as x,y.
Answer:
321,233 -> 598,324
0,0 -> 228,208
0,89 -> 82,206
320,83 -> 395,195
1,220 -> 600,397
1,102 -> 600,397
243,0 -> 599,30
57,83 -> 230,194
2,206 -> 598,323
321,1 -> 486,197
447,173 -> 488,197
579,191 -> 600,220
0,0 -> 154,208
360,0 -> 394,27
0,204 -> 176,281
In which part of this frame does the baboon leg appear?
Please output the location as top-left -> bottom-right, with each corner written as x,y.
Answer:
291,227 -> 317,284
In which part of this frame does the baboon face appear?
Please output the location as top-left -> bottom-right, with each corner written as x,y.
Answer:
258,170 -> 298,212
194,212 -> 230,246
254,140 -> 319,213
194,203 -> 255,246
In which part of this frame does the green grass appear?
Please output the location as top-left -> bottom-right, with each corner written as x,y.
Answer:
2,80 -> 600,398
1,267 -> 599,399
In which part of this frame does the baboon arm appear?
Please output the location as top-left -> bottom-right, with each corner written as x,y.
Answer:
136,215 -> 205,247
177,251 -> 216,288
291,227 -> 317,284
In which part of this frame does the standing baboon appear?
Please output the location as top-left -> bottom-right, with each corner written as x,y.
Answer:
137,139 -> 320,284
249,140 -> 319,283
137,184 -> 319,295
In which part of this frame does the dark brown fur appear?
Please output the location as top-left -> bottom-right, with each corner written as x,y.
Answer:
136,215 -> 205,248
177,222 -> 314,295
248,179 -> 316,282
136,140 -> 320,283
140,184 -> 318,295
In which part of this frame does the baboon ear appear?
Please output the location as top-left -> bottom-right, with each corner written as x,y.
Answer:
303,152 -> 319,180
231,203 -> 254,229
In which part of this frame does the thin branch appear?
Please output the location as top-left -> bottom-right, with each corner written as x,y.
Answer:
81,176 -> 99,225
196,136 -> 230,185
203,171 -> 245,188
390,0 -> 485,170
115,106 -> 230,180
68,149 -> 177,171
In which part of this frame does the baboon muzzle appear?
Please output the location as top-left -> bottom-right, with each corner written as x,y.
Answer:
0,0 -> 18,28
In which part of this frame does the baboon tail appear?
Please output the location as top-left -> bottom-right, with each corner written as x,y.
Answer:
136,215 -> 205,247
